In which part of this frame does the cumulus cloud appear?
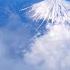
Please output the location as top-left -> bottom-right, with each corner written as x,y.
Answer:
24,24 -> 70,70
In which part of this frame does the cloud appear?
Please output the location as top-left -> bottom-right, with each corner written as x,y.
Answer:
26,0 -> 70,24
24,24 -> 70,70
0,0 -> 70,70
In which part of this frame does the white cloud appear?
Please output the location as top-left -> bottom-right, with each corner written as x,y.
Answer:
24,24 -> 70,70
26,0 -> 70,24
23,1 -> 70,69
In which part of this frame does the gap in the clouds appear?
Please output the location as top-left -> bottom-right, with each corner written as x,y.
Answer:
34,20 -> 47,36
0,8 -> 9,27
65,0 -> 70,1
7,0 -> 43,14
19,10 -> 47,37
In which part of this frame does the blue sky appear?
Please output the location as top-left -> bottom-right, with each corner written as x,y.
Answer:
0,0 -> 70,70
0,0 -> 46,70
0,0 -> 42,59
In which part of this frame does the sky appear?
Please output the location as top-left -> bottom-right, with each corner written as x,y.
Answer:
0,0 -> 45,70
0,0 -> 70,70
0,0 -> 43,58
